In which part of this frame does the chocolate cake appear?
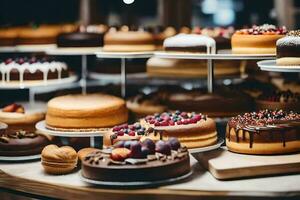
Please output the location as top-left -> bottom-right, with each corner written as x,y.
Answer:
0,57 -> 69,83
82,138 -> 190,182
0,130 -> 50,156
226,110 -> 300,154
57,32 -> 104,47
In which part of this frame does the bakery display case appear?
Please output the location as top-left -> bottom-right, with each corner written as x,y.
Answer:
0,0 -> 300,199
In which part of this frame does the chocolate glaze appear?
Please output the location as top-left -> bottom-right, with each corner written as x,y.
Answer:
57,32 -> 104,47
277,45 -> 300,58
226,110 -> 300,148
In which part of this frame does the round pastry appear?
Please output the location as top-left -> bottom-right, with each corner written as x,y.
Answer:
193,26 -> 235,50
103,123 -> 147,147
127,93 -> 167,118
276,30 -> 300,65
0,130 -> 51,156
140,111 -> 218,149
146,57 -> 242,78
0,102 -> 45,133
57,32 -> 104,47
0,27 -> 20,46
226,110 -> 300,155
256,90 -> 300,112
163,33 -> 216,53
82,138 -> 191,182
41,144 -> 78,174
103,31 -> 156,52
17,25 -> 61,45
167,88 -> 253,118
78,147 -> 98,161
231,24 -> 287,54
46,93 -> 128,130
0,57 -> 69,84
91,58 -> 147,74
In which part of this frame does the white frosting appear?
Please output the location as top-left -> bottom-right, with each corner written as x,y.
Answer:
0,61 -> 67,84
163,33 -> 216,54
277,36 -> 300,46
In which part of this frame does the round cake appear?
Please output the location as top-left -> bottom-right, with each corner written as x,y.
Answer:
163,33 -> 216,53
126,93 -> 168,118
0,130 -> 51,156
231,24 -> 287,54
57,32 -> 104,47
151,26 -> 177,50
46,93 -> 128,130
0,102 -> 45,133
167,88 -> 253,118
146,57 -> 242,78
82,138 -> 191,182
17,25 -> 61,45
276,30 -> 300,65
0,57 -> 69,84
226,110 -> 300,155
103,31 -> 156,52
0,27 -> 20,46
256,90 -> 300,112
140,111 -> 217,149
103,122 -> 146,147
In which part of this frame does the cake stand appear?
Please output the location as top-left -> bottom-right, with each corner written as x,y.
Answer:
0,154 -> 41,162
189,138 -> 224,154
80,170 -> 193,188
257,60 -> 300,73
46,47 -> 102,95
15,44 -> 57,52
0,46 -> 17,53
154,50 -> 276,94
95,51 -> 154,98
36,120 -> 107,148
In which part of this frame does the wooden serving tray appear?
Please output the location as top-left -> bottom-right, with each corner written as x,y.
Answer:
195,147 -> 300,180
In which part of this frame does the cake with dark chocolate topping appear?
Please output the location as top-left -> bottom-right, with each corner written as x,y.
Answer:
81,138 -> 190,183
226,110 -> 300,155
276,30 -> 300,66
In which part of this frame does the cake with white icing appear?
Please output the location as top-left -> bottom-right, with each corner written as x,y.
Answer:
276,30 -> 300,66
0,57 -> 69,84
163,33 -> 216,53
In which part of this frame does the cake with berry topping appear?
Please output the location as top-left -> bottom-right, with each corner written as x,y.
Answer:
163,33 -> 216,53
103,123 -> 147,147
0,102 -> 45,133
226,110 -> 300,155
81,138 -> 191,183
256,90 -> 300,112
276,30 -> 300,65
46,93 -> 128,131
0,57 -> 69,84
140,111 -> 217,149
231,24 -> 287,54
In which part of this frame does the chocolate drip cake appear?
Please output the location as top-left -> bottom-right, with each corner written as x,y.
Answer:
0,57 -> 69,83
226,110 -> 300,155
57,32 -> 104,47
82,138 -> 191,183
276,30 -> 300,65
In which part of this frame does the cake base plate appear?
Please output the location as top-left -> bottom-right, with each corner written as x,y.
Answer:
0,154 -> 40,162
80,170 -> 193,188
35,120 -> 107,137
189,138 -> 224,154
257,60 -> 300,72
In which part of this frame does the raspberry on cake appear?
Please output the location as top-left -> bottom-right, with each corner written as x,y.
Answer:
276,30 -> 300,66
140,111 -> 218,149
226,110 -> 300,155
231,24 -> 287,54
103,123 -> 147,147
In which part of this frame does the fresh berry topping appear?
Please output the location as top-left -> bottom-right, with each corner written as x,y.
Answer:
130,141 -> 144,158
142,138 -> 156,154
166,138 -> 181,150
4,58 -> 13,65
113,141 -> 125,148
155,140 -> 171,155
124,141 -> 133,149
236,24 -> 287,35
111,148 -> 131,161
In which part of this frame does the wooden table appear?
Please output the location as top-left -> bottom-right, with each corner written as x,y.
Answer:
0,156 -> 300,200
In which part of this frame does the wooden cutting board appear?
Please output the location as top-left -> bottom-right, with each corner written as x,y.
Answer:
194,147 -> 300,180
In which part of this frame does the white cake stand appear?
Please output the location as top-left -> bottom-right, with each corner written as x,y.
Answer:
257,60 -> 300,73
188,138 -> 224,154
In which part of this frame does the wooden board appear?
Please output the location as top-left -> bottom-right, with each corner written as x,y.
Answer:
195,147 -> 300,180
